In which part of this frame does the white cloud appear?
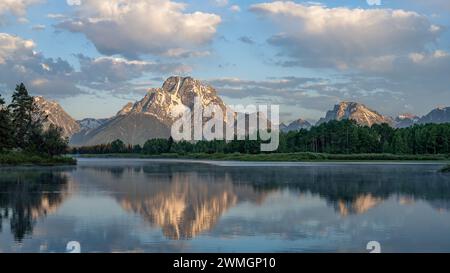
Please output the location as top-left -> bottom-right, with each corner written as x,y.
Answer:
0,33 -> 192,98
230,5 -> 241,13
0,33 -> 80,97
47,13 -> 67,19
57,0 -> 221,58
250,2 -> 443,70
0,0 -> 42,23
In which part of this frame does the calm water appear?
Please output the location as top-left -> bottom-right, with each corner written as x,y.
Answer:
0,159 -> 449,253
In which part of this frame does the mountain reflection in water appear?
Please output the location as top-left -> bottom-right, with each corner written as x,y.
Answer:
1,160 -> 450,252
72,162 -> 450,240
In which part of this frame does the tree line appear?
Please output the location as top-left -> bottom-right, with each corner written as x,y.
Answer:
0,83 -> 68,156
72,119 -> 450,155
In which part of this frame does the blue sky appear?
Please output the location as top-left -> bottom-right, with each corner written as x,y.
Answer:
0,0 -> 449,122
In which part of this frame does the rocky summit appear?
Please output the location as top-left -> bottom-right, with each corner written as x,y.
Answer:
33,96 -> 80,138
281,118 -> 312,132
70,76 -> 230,146
317,102 -> 393,127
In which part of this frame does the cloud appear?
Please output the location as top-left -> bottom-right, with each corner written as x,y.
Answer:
0,33 -> 192,98
56,0 -> 221,58
208,76 -> 338,110
31,24 -> 46,31
230,5 -> 241,13
0,33 -> 80,98
47,13 -> 67,19
0,0 -> 42,16
367,0 -> 381,6
67,0 -> 81,6
0,0 -> 43,23
214,0 -> 228,7
161,48 -> 211,58
250,2 -> 443,70
238,36 -> 255,45
249,2 -> 450,116
75,54 -> 191,93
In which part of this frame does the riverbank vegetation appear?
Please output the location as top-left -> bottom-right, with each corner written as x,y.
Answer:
72,119 -> 450,161
0,83 -> 74,166
0,151 -> 76,166
77,152 -> 450,162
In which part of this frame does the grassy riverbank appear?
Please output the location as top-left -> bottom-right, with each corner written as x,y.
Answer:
0,151 -> 77,166
76,152 -> 450,162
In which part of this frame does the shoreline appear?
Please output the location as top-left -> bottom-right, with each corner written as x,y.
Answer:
75,157 -> 450,167
0,152 -> 77,167
74,152 -> 450,163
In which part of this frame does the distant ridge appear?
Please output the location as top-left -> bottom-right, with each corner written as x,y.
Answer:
282,118 -> 312,132
317,101 -> 394,127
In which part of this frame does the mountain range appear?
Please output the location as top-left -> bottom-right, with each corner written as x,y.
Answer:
280,119 -> 312,133
34,76 -> 450,145
317,101 -> 394,127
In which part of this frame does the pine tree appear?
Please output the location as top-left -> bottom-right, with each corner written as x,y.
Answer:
40,124 -> 68,156
392,132 -> 407,154
0,94 -> 13,150
8,83 -> 47,150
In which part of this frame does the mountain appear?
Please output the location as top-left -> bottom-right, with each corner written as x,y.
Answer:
70,117 -> 111,144
282,118 -> 312,132
418,107 -> 450,124
123,76 -> 228,125
70,76 -> 230,146
78,118 -> 110,131
33,96 -> 80,138
70,113 -> 171,146
395,114 -> 420,128
317,102 -> 393,127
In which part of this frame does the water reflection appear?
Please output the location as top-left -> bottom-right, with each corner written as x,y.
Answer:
74,163 -> 266,240
1,161 -> 450,252
0,169 -> 72,241
73,162 -> 450,239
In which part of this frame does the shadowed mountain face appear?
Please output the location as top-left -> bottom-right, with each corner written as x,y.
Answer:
318,101 -> 393,127
282,118 -> 312,132
70,113 -> 171,146
0,170 -> 72,241
419,107 -> 450,124
33,96 -> 81,138
394,108 -> 450,127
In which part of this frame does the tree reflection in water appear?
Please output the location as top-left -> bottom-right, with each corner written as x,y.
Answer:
0,170 -> 70,241
75,162 -> 450,240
